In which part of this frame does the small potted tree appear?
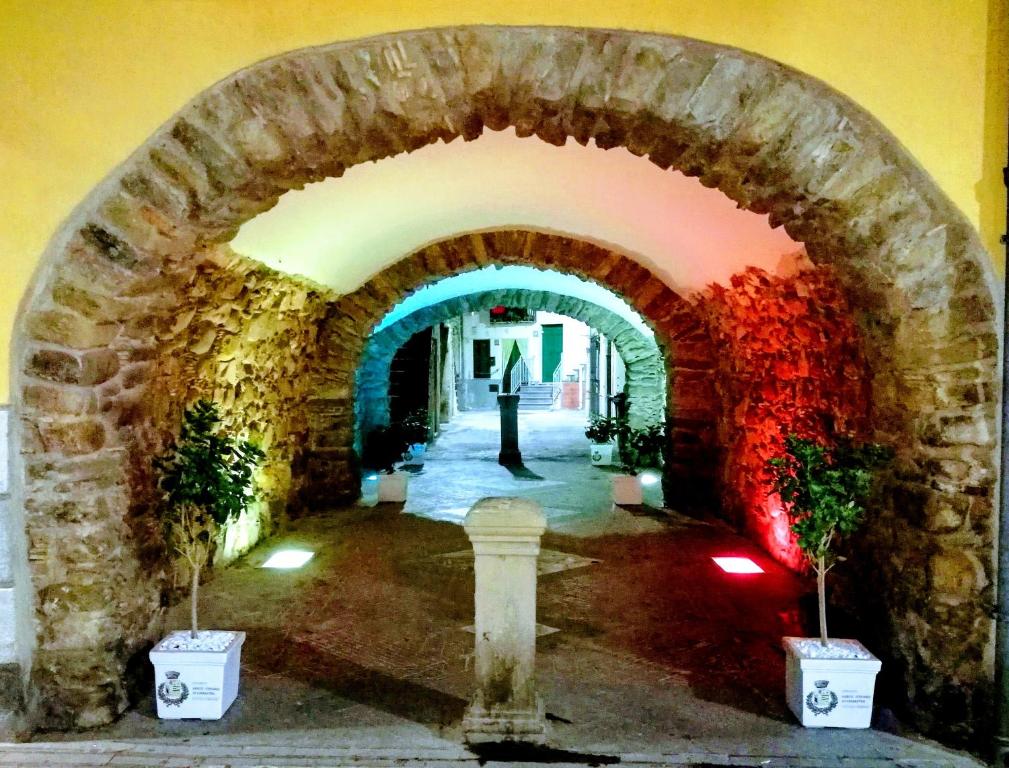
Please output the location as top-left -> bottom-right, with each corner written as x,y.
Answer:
149,399 -> 263,720
363,423 -> 409,502
584,415 -> 619,466
768,434 -> 891,728
611,422 -> 664,506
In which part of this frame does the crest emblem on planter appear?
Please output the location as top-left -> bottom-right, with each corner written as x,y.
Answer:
157,670 -> 189,707
805,679 -> 838,716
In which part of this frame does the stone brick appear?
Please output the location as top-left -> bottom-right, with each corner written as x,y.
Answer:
922,494 -> 969,534
26,310 -> 120,349
930,549 -> 986,600
51,278 -> 134,322
25,494 -> 124,525
31,648 -> 130,730
0,662 -> 23,732
36,420 -> 106,456
24,450 -> 126,486
26,348 -> 119,386
79,223 -> 139,268
22,383 -> 98,415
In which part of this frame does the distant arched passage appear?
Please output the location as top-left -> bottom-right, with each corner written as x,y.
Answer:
355,287 -> 665,439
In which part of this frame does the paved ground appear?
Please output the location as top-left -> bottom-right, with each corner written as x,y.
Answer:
366,410 -> 665,532
2,410 -> 986,767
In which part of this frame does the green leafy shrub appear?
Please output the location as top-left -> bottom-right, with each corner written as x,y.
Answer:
586,412 -> 665,474
585,416 -> 620,444
154,400 -> 264,638
767,434 -> 891,646
619,422 -> 665,474
398,409 -> 430,446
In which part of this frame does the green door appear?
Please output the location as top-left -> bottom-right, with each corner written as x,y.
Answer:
541,324 -> 563,382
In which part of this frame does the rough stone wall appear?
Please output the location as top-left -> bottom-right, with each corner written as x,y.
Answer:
17,243 -> 331,728
141,246 -> 333,563
19,232 -> 183,728
698,262 -> 995,748
355,288 -> 665,441
664,322 -> 720,509
300,305 -> 362,510
697,264 -> 872,568
8,26 -> 998,744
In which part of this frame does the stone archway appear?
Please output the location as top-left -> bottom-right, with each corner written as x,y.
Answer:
10,27 -> 998,742
355,287 -> 666,438
303,230 -> 714,513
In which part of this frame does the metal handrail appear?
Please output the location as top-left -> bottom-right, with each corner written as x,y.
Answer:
507,358 -> 530,394
551,360 -> 563,403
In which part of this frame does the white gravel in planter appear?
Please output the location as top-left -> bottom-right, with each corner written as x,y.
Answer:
792,638 -> 873,660
154,630 -> 237,652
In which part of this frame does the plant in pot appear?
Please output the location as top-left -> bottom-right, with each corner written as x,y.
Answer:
363,423 -> 409,502
398,409 -> 430,460
585,415 -> 619,466
767,433 -> 891,728
612,422 -> 664,506
149,399 -> 264,720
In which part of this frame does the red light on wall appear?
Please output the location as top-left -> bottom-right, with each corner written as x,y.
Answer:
712,556 -> 764,574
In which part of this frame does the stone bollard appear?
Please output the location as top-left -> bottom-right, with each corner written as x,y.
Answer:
496,394 -> 522,466
462,497 -> 547,744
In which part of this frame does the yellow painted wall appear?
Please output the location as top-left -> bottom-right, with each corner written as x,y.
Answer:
1,0 -> 1006,402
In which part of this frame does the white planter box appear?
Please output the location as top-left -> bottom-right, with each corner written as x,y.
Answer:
612,475 -> 642,505
377,472 -> 408,502
150,630 -> 245,720
590,443 -> 614,465
784,636 -> 881,728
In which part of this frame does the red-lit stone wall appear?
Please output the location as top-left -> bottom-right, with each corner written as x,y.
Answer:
698,264 -> 872,569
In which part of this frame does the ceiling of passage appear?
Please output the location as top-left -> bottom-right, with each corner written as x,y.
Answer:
232,129 -> 800,297
373,265 -> 654,338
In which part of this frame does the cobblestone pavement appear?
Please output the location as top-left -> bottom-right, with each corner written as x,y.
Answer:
3,412 -> 986,767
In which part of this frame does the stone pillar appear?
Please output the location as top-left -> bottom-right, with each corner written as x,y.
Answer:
462,497 -> 547,744
497,394 -> 522,466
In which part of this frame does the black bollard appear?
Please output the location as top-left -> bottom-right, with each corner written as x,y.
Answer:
497,393 -> 523,466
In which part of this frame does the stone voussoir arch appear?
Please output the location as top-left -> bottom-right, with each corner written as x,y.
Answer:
303,229 -> 715,515
11,26 -> 998,741
355,287 -> 666,439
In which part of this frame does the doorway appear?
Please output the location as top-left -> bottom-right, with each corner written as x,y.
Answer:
541,323 -> 563,383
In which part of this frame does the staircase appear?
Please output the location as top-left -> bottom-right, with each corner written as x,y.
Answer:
517,383 -> 555,411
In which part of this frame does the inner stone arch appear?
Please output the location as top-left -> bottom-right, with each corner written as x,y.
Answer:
6,26 -> 997,745
355,286 -> 666,437
302,230 -> 714,511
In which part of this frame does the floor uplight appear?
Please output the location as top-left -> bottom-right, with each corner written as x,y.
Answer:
712,556 -> 764,574
639,471 -> 661,486
262,549 -> 314,569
